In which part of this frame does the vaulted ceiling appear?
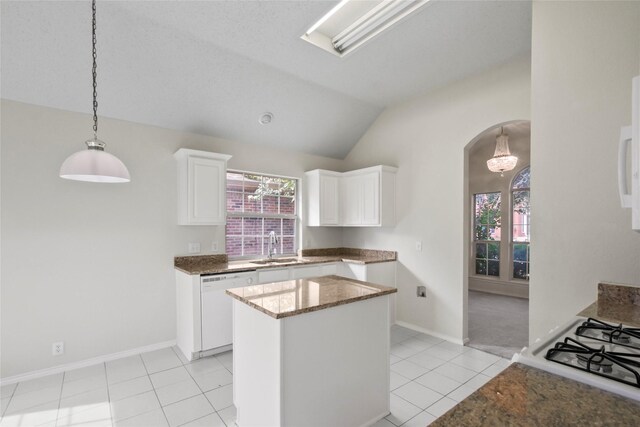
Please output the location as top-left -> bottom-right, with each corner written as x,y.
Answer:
1,1 -> 532,158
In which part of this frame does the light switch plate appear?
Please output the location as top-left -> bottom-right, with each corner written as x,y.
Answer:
188,243 -> 201,254
415,241 -> 422,251
211,241 -> 219,252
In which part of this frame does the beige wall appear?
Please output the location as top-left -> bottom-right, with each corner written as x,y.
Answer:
342,57 -> 531,343
468,121 -> 530,298
530,1 -> 640,341
0,100 -> 345,377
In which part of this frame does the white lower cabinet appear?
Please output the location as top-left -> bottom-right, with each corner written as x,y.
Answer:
258,263 -> 338,283
176,270 -> 257,361
257,268 -> 289,283
290,265 -> 322,279
338,261 -> 397,325
177,261 -> 396,362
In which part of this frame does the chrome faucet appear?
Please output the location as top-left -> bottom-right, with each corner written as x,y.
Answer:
267,231 -> 279,260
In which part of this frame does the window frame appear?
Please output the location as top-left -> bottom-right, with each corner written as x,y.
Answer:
510,166 -> 530,281
472,191 -> 502,278
225,169 -> 299,259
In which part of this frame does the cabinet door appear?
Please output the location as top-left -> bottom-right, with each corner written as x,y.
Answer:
361,172 -> 380,225
188,157 -> 226,224
320,263 -> 338,276
341,175 -> 361,226
320,175 -> 340,225
258,268 -> 290,284
201,281 -> 233,350
290,265 -> 323,279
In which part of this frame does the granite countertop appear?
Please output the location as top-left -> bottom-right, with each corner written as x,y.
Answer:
578,282 -> 640,327
174,248 -> 397,275
225,275 -> 397,319
432,363 -> 640,426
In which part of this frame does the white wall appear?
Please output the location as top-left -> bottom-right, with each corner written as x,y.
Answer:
529,1 -> 640,341
342,57 -> 531,343
0,100 -> 345,378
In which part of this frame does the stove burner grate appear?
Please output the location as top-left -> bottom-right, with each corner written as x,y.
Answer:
545,337 -> 640,388
576,318 -> 640,349
576,353 -> 613,373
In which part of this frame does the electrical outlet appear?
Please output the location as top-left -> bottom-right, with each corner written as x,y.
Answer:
211,241 -> 219,252
52,341 -> 64,356
188,243 -> 201,254
416,286 -> 426,298
415,241 -> 422,251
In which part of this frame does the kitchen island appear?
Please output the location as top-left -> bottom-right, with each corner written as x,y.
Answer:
226,275 -> 397,427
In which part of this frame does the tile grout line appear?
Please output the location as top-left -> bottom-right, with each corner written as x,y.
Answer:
169,347 -> 234,426
139,354 -> 172,427
54,371 -> 65,426
387,329 -> 511,427
102,362 -> 113,427
177,351 -> 231,420
0,383 -> 18,419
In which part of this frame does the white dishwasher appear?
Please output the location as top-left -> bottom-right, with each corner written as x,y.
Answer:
201,271 -> 257,352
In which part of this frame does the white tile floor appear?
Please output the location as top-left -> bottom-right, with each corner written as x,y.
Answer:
0,326 -> 511,427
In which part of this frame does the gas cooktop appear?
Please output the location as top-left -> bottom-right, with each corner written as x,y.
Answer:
515,317 -> 640,402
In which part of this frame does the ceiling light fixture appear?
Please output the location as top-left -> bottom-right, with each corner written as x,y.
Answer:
60,0 -> 130,183
487,126 -> 518,177
302,0 -> 431,57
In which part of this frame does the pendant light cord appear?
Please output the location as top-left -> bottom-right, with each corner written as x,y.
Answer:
92,0 -> 98,140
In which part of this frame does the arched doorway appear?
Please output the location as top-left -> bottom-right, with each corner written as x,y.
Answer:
463,120 -> 530,358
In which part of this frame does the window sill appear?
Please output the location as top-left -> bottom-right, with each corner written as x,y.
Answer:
470,275 -> 529,287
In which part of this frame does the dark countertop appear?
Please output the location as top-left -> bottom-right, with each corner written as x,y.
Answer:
578,282 -> 640,327
174,248 -> 397,275
225,275 -> 397,319
432,363 -> 640,426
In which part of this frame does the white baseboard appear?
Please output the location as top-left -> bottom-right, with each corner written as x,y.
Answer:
395,321 -> 466,345
0,340 -> 176,386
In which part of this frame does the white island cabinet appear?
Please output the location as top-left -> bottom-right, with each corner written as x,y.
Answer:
227,276 -> 396,427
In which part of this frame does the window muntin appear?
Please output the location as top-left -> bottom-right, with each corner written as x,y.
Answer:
474,192 -> 501,277
511,166 -> 530,280
225,171 -> 297,257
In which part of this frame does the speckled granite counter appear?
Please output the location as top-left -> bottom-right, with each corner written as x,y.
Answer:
578,282 -> 640,327
432,363 -> 640,426
174,248 -> 397,275
225,275 -> 396,319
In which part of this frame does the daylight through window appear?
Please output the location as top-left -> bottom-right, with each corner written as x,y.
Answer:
512,166 -> 530,280
474,192 -> 501,277
226,171 -> 297,257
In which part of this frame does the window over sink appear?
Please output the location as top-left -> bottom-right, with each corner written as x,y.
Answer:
226,171 -> 297,258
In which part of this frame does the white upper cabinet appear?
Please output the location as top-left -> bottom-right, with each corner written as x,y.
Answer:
174,149 -> 232,225
305,165 -> 397,227
305,170 -> 341,226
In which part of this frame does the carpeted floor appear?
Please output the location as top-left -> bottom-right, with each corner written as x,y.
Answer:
467,290 -> 529,359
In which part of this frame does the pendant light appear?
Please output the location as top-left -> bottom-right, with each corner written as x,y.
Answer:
486,126 -> 518,177
60,0 -> 130,183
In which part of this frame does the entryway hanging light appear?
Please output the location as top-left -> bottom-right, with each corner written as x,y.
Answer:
60,0 -> 130,183
486,126 -> 518,177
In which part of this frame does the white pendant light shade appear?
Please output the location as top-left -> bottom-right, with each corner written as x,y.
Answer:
60,139 -> 130,183
487,127 -> 518,176
59,0 -> 130,184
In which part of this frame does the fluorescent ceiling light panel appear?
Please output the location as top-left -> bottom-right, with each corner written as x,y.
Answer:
301,0 -> 431,57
